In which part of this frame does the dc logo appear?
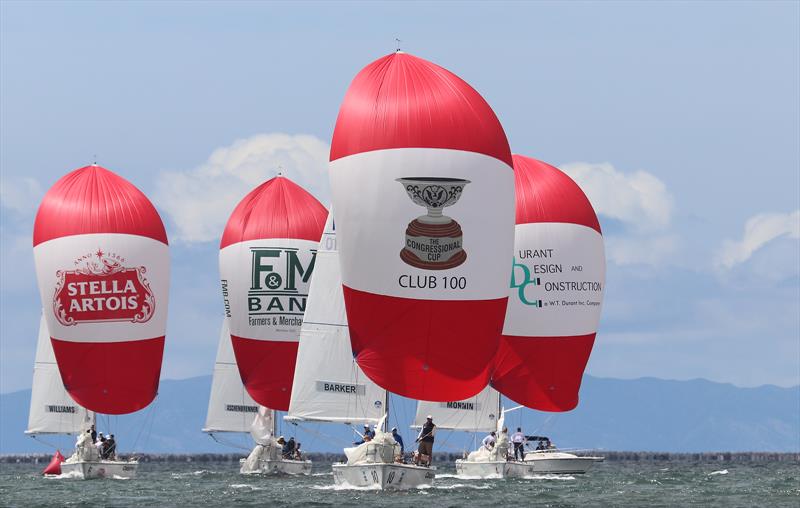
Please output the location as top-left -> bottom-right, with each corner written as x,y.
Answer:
265,272 -> 282,290
510,258 -> 542,307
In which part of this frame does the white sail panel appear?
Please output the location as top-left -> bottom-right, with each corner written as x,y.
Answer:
413,385 -> 500,432
286,211 -> 386,424
203,318 -> 260,433
27,313 -> 93,435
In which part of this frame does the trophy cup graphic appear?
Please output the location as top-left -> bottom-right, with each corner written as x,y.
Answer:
396,177 -> 470,270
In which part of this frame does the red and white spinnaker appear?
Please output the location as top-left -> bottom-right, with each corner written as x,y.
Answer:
329,52 -> 516,401
33,165 -> 170,415
492,155 -> 605,411
220,176 -> 327,411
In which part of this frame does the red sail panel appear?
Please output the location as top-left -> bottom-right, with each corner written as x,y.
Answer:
492,155 -> 605,411
33,165 -> 169,415
329,52 -> 515,401
220,176 -> 327,410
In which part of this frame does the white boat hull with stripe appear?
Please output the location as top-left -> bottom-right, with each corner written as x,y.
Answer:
59,460 -> 138,479
524,451 -> 604,474
332,462 -> 435,490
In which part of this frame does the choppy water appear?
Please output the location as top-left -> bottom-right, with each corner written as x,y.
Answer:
0,460 -> 798,507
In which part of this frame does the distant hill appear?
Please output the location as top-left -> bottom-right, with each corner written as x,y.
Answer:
1,376 -> 798,454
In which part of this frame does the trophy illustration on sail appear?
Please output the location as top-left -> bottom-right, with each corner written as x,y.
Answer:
397,177 -> 470,269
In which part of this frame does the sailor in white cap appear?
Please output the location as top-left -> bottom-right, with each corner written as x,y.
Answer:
414,415 -> 436,466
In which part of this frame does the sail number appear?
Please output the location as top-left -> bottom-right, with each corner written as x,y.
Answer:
398,275 -> 466,290
371,470 -> 379,483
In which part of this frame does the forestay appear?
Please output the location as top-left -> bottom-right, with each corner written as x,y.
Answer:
286,211 -> 386,424
203,318 -> 259,433
412,385 -> 499,432
27,313 -> 94,435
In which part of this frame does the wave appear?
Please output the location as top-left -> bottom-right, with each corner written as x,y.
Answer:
312,483 -> 382,491
435,473 -> 494,480
43,471 -> 83,480
229,483 -> 267,491
425,483 -> 493,490
523,474 -> 576,481
709,469 -> 729,476
171,470 -> 213,478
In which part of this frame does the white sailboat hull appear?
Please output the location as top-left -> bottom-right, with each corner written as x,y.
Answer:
59,460 -> 138,479
239,458 -> 312,475
332,462 -> 435,490
523,452 -> 604,474
454,459 -> 532,478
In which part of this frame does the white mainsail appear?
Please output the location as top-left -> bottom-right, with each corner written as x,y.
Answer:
203,318 -> 260,433
26,313 -> 93,435
286,210 -> 386,424
412,385 -> 500,432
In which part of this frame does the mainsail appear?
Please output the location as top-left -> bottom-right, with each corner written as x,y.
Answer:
26,313 -> 94,435
33,164 -> 170,415
287,211 -> 386,424
203,318 -> 259,433
329,51 -> 515,401
220,176 -> 327,410
492,155 -> 605,411
412,386 -> 500,432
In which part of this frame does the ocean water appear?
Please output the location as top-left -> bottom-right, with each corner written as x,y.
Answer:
0,459 -> 798,507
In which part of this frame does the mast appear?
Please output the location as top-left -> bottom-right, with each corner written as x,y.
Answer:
384,391 -> 390,432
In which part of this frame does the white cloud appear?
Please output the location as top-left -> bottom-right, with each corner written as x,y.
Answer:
154,133 -> 330,243
0,177 -> 43,215
715,210 -> 800,270
559,162 -> 673,232
559,162 -> 676,266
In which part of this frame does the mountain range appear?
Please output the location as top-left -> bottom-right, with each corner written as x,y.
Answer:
1,375 -> 797,454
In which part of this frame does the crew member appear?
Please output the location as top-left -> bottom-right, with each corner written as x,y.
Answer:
482,431 -> 496,450
511,427 -> 526,460
282,437 -> 296,459
106,435 -> 117,460
415,415 -> 436,466
391,427 -> 404,454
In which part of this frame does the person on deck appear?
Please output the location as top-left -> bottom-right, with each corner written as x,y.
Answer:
482,431 -> 496,451
294,442 -> 302,460
511,427 -> 526,461
391,427 -> 405,455
415,415 -> 436,466
96,433 -> 106,458
90,425 -> 97,443
282,437 -> 296,459
353,424 -> 375,445
106,435 -> 117,460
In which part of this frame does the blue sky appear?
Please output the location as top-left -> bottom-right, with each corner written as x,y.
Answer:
1,1 -> 798,394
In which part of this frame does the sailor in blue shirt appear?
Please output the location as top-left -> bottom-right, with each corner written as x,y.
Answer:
391,427 -> 404,454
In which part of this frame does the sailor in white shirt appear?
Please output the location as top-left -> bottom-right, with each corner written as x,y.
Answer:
511,427 -> 526,461
481,431 -> 496,450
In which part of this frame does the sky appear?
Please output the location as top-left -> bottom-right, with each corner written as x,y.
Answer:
1,0 -> 798,395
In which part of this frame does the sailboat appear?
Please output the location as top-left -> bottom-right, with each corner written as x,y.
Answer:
26,313 -> 98,475
286,211 -> 435,489
202,318 -> 311,475
412,388 -> 526,478
31,164 -> 171,480
218,174 -> 326,475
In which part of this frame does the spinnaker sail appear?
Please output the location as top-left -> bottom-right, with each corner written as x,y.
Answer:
220,176 -> 327,410
33,164 -> 170,414
492,155 -> 605,411
329,51 -> 515,401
